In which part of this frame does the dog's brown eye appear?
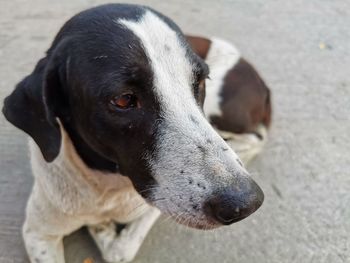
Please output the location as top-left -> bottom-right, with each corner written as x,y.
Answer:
194,79 -> 205,96
195,79 -> 206,107
198,79 -> 206,91
111,93 -> 139,109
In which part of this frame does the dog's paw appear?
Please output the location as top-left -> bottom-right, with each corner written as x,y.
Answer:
102,240 -> 138,263
88,223 -> 138,262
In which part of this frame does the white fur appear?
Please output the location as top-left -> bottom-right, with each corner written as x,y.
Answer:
119,11 -> 247,229
88,208 -> 160,262
203,38 -> 241,118
89,208 -> 160,262
23,122 -> 159,263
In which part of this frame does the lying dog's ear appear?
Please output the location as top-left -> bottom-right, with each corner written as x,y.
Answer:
185,35 -> 211,60
262,86 -> 272,128
2,39 -> 70,162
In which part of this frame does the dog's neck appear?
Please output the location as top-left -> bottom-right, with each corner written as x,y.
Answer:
29,121 -> 136,204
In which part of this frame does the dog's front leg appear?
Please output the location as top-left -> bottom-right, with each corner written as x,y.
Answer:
22,185 -> 66,263
23,221 -> 65,263
88,207 -> 160,263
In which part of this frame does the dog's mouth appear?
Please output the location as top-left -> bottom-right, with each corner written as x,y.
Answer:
162,204 -> 261,230
160,206 -> 257,230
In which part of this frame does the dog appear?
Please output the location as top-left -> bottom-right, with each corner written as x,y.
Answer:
186,35 -> 271,163
2,4 -> 270,263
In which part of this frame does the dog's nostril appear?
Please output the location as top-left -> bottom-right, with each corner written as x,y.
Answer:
204,178 -> 264,225
215,207 -> 242,224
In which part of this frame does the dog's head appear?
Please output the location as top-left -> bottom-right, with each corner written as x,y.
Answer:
2,4 -> 263,229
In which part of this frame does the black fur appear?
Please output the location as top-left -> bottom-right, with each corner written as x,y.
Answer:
2,57 -> 61,162
2,4 -> 206,198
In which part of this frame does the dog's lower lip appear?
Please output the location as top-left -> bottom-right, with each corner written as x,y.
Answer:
170,215 -> 220,230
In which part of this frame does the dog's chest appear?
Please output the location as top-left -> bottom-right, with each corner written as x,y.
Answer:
28,136 -> 147,225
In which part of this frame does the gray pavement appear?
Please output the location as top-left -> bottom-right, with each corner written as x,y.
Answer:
1,0 -> 349,262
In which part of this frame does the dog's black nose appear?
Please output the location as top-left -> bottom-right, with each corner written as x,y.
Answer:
205,177 -> 264,225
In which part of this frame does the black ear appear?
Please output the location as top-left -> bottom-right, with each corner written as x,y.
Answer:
2,41 -> 69,162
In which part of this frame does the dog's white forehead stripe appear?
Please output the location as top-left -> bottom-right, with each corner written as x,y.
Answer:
119,11 -> 245,216
118,11 -> 197,112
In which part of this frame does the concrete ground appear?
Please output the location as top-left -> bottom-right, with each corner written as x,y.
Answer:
1,0 -> 349,262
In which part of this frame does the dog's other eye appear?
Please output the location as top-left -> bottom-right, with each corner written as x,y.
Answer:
111,93 -> 139,109
194,79 -> 206,108
198,79 -> 205,91
194,79 -> 205,97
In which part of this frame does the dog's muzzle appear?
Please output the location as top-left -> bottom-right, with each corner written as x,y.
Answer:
148,107 -> 264,228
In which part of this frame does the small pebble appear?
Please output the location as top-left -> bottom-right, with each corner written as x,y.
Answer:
83,258 -> 94,263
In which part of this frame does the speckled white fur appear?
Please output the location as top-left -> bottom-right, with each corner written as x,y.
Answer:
120,11 -> 248,229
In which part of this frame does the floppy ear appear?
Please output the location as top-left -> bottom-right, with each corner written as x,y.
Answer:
185,35 -> 211,59
2,40 -> 69,162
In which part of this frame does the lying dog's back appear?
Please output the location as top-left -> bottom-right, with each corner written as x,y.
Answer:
187,36 -> 272,163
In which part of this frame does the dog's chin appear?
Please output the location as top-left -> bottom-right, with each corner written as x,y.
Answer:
142,199 -> 222,230
171,215 -> 221,230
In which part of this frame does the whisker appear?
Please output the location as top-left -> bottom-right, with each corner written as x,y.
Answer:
179,215 -> 187,227
125,202 -> 148,217
152,197 -> 167,202
174,212 -> 185,224
162,210 -> 178,226
184,216 -> 191,229
138,186 -> 160,194
159,214 -> 171,226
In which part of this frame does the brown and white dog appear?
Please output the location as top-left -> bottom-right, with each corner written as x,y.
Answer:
187,35 -> 271,163
2,4 -> 270,263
